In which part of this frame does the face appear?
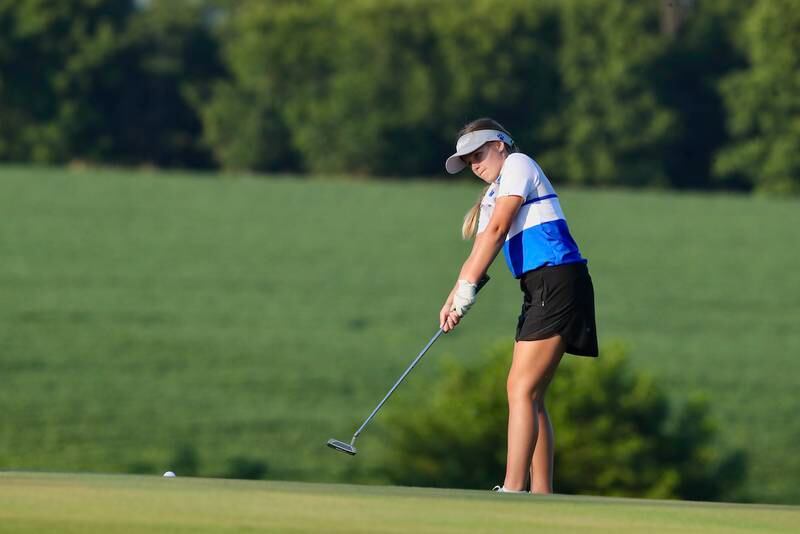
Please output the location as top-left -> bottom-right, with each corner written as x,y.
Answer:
462,141 -> 507,183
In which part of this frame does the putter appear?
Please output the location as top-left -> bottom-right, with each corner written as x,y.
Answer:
327,276 -> 490,456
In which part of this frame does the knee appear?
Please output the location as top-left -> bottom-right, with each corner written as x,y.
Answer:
506,374 -> 534,404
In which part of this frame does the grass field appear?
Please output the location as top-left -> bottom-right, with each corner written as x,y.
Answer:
1,473 -> 798,533
1,166 -> 799,504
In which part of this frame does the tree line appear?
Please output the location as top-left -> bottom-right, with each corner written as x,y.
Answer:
1,0 -> 797,193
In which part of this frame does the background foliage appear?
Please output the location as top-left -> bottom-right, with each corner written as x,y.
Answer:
712,0 -> 800,193
1,0 -> 798,192
377,341 -> 746,501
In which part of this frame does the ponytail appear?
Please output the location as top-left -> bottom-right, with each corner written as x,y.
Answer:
462,184 -> 490,240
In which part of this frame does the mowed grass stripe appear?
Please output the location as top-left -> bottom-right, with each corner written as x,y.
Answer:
1,473 -> 798,533
1,167 -> 799,504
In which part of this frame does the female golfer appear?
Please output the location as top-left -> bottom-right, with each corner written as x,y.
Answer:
439,118 -> 598,494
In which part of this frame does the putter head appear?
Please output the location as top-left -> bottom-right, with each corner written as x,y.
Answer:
327,438 -> 357,455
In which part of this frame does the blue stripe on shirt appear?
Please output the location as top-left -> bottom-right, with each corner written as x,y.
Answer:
502,219 -> 585,278
521,193 -> 558,207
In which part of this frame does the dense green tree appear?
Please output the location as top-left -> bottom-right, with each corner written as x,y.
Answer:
0,0 -> 132,162
93,0 -> 223,167
377,341 -> 746,501
292,0 -> 440,175
545,0 -> 676,187
430,0 -> 562,170
713,0 -> 800,194
204,0 -> 564,176
0,0 -> 221,167
207,0 -> 441,175
198,81 -> 297,172
652,0 -> 752,190
200,0 -> 336,172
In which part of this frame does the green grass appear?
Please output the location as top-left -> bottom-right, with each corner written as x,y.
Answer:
1,166 -> 799,504
1,473 -> 798,533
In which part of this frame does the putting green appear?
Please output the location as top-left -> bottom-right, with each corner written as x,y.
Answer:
1,473 -> 797,533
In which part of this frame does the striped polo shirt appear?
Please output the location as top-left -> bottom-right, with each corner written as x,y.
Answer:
477,153 -> 586,278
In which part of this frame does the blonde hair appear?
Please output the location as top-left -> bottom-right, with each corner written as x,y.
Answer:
458,118 -> 518,240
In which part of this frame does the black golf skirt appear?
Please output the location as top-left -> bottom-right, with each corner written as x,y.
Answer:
516,261 -> 598,357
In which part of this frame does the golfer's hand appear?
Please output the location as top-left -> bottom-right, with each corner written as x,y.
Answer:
440,300 -> 461,333
442,310 -> 461,333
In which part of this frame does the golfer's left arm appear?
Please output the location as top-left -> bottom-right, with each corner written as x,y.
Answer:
459,195 -> 522,282
443,195 -> 523,331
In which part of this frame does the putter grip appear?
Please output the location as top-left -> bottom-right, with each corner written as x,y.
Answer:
475,275 -> 490,294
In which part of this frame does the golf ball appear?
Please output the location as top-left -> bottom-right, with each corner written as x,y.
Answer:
163,471 -> 176,478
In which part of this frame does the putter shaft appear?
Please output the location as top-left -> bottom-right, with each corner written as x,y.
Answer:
351,327 -> 444,442
328,275 -> 490,455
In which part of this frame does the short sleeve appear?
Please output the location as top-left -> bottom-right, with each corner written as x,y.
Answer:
497,154 -> 535,200
476,186 -> 495,234
476,202 -> 490,234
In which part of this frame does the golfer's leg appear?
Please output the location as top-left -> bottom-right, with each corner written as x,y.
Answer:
504,336 -> 565,491
529,369 -> 557,493
530,401 -> 555,493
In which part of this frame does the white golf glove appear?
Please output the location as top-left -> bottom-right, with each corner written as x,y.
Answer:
451,279 -> 478,317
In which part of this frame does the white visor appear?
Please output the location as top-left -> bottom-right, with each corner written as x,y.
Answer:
445,129 -> 513,174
